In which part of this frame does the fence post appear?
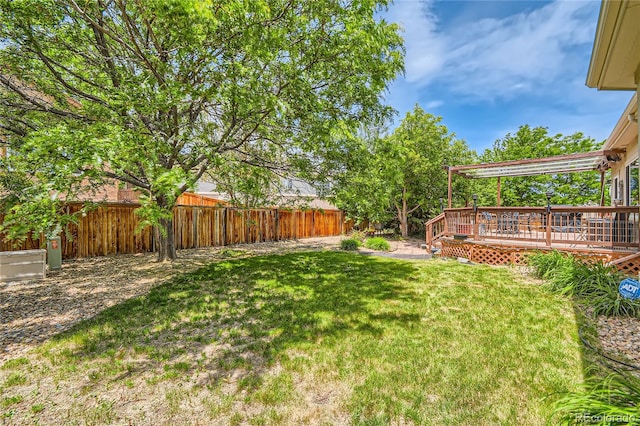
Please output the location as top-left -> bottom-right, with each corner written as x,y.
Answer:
192,207 -> 199,249
245,210 -> 250,244
222,208 -> 227,246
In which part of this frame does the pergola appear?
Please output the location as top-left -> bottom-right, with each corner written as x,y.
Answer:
446,150 -> 624,208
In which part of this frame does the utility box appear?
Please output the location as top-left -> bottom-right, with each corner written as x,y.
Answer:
47,236 -> 62,271
0,249 -> 47,282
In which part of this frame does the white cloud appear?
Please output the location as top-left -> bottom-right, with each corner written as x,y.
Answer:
424,99 -> 443,109
388,0 -> 446,83
388,0 -> 599,101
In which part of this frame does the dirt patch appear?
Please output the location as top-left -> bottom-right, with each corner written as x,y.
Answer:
357,236 -> 431,260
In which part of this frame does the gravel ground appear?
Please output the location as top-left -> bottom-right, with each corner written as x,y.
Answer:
2,235 -> 639,370
596,315 -> 640,368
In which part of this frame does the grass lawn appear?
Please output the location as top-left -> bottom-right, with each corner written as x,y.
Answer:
0,251 -> 584,425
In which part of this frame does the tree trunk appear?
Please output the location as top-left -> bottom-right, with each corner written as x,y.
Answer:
400,209 -> 409,237
156,217 -> 177,261
155,196 -> 177,262
399,216 -> 408,237
398,189 -> 409,237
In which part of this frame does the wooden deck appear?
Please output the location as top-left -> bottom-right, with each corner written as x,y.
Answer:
426,206 -> 640,273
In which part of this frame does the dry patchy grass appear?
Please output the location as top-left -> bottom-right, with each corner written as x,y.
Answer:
1,252 -> 584,425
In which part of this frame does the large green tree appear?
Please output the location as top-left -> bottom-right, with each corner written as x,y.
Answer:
473,125 -> 603,207
333,105 -> 474,236
0,0 -> 403,260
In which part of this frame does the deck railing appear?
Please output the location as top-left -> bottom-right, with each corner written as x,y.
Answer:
425,212 -> 446,251
443,206 -> 640,252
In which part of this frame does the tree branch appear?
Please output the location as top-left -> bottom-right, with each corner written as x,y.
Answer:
102,170 -> 150,190
407,204 -> 421,214
0,74 -> 93,122
28,42 -> 108,106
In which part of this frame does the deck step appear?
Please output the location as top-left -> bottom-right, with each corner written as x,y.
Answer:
608,252 -> 640,266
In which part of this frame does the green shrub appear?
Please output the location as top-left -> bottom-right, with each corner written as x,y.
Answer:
528,250 -> 573,280
340,238 -> 360,251
219,248 -> 246,258
528,250 -> 581,294
349,230 -> 367,243
552,372 -> 640,424
528,251 -> 640,317
364,237 -> 390,251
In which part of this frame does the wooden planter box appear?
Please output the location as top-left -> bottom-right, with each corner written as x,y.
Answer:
0,249 -> 47,283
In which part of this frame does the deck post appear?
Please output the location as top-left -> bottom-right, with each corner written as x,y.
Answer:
545,209 -> 552,247
473,210 -> 479,241
443,213 -> 448,236
637,207 -> 640,251
497,177 -> 501,207
599,171 -> 606,206
447,167 -> 452,208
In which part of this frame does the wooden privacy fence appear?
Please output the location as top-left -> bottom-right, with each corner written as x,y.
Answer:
1,203 -> 349,259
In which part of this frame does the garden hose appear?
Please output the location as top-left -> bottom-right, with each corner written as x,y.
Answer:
578,326 -> 640,373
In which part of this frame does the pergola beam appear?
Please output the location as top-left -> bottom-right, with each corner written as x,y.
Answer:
447,166 -> 452,208
449,149 -> 624,179
443,149 -> 624,209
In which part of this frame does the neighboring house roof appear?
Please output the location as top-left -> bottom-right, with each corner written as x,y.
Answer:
586,0 -> 640,90
277,196 -> 338,210
281,179 -> 317,196
195,178 -> 318,197
195,179 -> 338,210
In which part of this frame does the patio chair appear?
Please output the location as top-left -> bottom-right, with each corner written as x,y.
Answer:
497,212 -> 519,234
523,213 -> 535,237
568,212 -> 582,233
479,211 -> 493,235
572,216 -> 590,247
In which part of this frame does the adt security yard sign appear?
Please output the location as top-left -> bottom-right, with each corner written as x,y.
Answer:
619,278 -> 640,300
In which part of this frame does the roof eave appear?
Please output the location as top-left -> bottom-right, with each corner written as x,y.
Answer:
586,0 -> 625,89
604,92 -> 638,150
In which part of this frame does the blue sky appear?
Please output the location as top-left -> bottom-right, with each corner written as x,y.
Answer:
382,0 -> 634,153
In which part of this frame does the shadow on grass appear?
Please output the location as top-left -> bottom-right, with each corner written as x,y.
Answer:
45,251 -> 418,388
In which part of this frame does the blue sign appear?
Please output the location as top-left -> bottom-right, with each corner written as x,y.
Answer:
619,278 -> 640,300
